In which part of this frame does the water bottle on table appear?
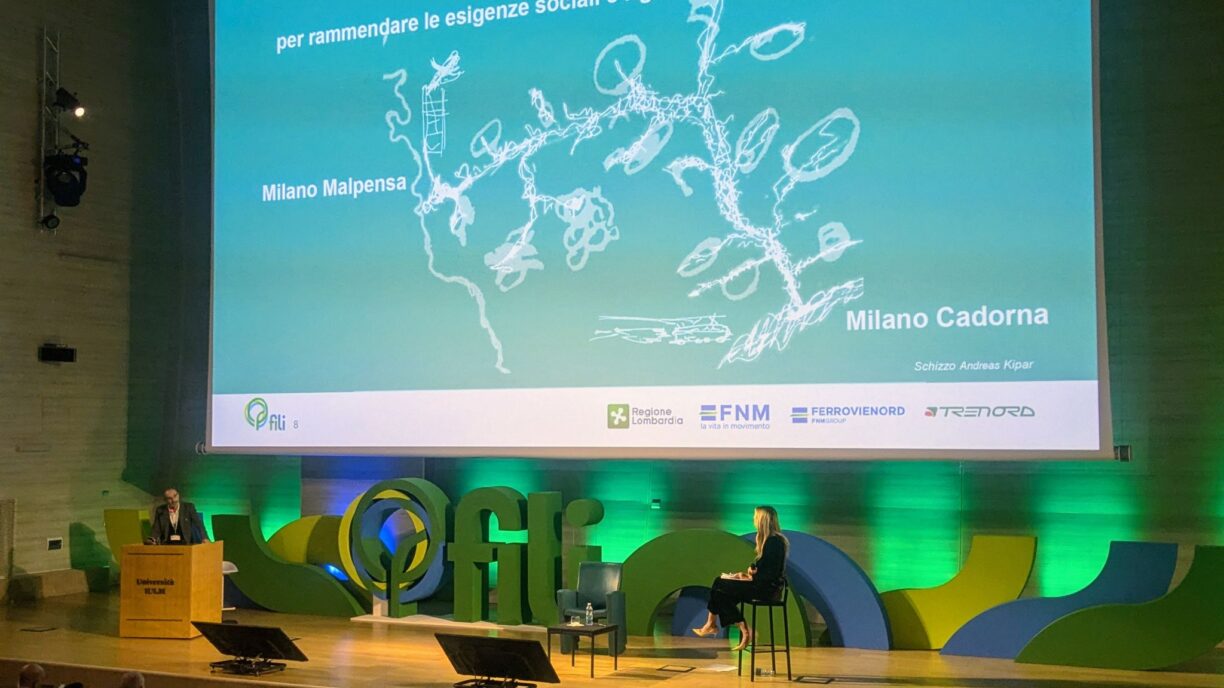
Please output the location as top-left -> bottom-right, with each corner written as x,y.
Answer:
584,602 -> 593,626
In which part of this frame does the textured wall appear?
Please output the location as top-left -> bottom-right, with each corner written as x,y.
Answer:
0,1 -> 176,574
0,0 -> 299,576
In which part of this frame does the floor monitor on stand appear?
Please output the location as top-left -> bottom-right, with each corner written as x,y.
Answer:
192,621 -> 309,676
435,633 -> 560,688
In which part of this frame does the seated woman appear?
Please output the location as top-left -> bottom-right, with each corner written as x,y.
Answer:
692,505 -> 789,651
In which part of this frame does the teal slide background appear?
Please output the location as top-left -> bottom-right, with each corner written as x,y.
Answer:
213,0 -> 1097,394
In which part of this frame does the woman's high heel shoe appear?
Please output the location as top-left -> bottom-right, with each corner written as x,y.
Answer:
691,627 -> 718,638
732,631 -> 752,651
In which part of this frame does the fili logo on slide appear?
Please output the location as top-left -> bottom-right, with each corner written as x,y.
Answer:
245,397 -> 270,429
245,397 -> 293,431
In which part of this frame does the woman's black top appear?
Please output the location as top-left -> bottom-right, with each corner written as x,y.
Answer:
751,534 -> 787,588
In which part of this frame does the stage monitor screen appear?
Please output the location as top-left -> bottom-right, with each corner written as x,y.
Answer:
209,0 -> 1110,459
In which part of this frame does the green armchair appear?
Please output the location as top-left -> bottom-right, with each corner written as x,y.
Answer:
557,561 -> 627,653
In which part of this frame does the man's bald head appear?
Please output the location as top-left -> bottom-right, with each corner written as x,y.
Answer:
18,663 -> 45,688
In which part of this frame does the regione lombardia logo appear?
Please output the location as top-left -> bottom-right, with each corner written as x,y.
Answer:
607,404 -> 630,429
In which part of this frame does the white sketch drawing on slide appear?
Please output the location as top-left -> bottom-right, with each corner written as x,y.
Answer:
383,0 -> 864,373
591,315 -> 733,346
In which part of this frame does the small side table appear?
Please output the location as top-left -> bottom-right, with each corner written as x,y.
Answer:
546,623 -> 619,678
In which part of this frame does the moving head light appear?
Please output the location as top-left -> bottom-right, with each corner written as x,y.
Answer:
44,152 -> 88,207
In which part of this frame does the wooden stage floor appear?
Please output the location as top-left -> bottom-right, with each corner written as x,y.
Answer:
2,592 -> 1221,687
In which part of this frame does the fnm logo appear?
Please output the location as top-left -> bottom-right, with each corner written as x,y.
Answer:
245,397 -> 287,431
700,404 -> 770,422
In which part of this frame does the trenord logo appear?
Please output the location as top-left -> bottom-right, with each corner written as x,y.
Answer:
925,405 -> 1036,418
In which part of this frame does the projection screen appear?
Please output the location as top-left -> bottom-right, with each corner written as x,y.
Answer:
208,0 -> 1111,459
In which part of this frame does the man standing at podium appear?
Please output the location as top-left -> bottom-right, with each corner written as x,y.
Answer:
149,487 -> 207,545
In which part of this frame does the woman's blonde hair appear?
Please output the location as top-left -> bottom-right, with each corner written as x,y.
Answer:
753,505 -> 787,558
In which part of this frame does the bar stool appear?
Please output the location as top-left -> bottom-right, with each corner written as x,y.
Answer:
737,580 -> 792,681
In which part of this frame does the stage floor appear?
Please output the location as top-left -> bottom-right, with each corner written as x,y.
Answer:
2,592 -> 1221,687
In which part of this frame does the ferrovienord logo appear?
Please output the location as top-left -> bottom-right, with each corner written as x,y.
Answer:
791,405 -> 905,424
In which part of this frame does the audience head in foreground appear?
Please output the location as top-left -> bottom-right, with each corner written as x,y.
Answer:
17,663 -> 45,688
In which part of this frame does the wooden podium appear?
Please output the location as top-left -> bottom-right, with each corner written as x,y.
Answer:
119,542 -> 223,638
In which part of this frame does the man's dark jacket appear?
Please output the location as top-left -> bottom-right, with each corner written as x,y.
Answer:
150,502 -> 207,545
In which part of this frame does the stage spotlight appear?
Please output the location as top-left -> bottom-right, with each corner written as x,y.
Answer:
54,86 -> 85,117
39,212 -> 60,230
44,152 -> 88,206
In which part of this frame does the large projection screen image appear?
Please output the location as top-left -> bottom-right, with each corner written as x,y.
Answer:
209,0 -> 1110,459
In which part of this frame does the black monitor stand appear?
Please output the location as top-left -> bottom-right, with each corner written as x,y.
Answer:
453,679 -> 538,688
436,633 -> 560,688
209,657 -> 287,676
192,621 -> 309,676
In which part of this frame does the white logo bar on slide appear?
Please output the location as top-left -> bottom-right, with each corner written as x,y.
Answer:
211,380 -> 1101,453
